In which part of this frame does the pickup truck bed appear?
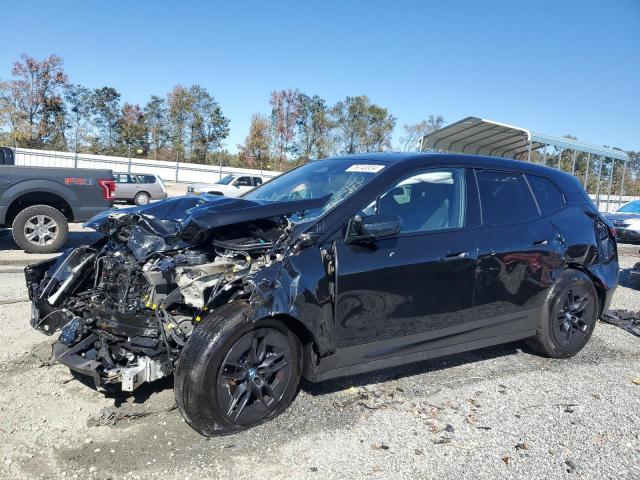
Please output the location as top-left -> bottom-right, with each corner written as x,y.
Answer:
0,162 -> 115,253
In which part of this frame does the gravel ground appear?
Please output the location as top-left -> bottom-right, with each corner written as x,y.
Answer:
0,249 -> 639,479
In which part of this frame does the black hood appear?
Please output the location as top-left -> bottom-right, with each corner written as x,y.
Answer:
84,194 -> 329,260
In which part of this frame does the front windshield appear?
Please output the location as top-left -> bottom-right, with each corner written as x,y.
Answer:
216,175 -> 235,185
616,201 -> 640,214
243,159 -> 386,221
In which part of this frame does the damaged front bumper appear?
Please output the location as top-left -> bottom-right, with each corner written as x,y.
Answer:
25,248 -> 171,392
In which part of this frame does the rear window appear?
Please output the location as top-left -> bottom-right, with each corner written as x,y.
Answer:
476,170 -> 539,225
526,175 -> 564,214
141,175 -> 156,184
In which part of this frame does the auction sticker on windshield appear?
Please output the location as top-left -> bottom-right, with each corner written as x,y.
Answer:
345,164 -> 385,173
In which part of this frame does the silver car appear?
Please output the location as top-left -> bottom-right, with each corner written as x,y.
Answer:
115,173 -> 168,205
604,200 -> 640,243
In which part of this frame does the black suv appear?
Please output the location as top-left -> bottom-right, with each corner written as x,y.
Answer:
25,153 -> 618,436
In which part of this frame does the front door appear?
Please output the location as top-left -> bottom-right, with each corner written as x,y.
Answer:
334,167 -> 478,355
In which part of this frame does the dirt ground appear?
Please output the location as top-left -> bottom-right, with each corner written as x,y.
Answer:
0,247 -> 639,480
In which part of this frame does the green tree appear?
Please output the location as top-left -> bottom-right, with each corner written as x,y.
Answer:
64,84 -> 92,154
167,85 -> 193,161
332,95 -> 396,154
270,89 -> 300,170
0,54 -> 68,148
238,113 -> 271,170
117,103 -> 147,155
91,86 -> 121,152
295,93 -> 332,161
144,95 -> 168,160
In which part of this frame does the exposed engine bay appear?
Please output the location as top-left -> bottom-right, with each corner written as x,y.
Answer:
25,195 -> 326,392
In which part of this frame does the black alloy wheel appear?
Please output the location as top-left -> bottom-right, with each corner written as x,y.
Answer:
217,328 -> 294,425
527,269 -> 598,358
551,285 -> 595,349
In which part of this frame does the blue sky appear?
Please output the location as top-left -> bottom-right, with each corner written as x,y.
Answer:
2,0 -> 639,152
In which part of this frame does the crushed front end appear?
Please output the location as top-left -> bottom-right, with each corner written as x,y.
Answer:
25,195 -> 324,392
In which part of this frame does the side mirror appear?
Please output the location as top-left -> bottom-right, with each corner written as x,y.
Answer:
346,214 -> 402,244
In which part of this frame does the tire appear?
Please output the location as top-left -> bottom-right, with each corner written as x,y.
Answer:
175,301 -> 301,436
134,191 -> 151,205
11,205 -> 68,253
527,269 -> 599,358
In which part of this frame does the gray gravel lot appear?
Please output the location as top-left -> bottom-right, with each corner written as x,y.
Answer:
0,247 -> 639,479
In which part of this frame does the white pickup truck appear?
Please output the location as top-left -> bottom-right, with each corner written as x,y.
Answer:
186,174 -> 266,197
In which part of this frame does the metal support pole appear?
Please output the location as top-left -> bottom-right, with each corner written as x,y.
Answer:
542,147 -> 547,166
175,152 -> 179,183
127,145 -> 132,173
619,159 -> 628,207
595,155 -> 603,210
219,156 -> 223,181
571,151 -> 577,175
557,148 -> 563,170
583,153 -> 591,188
526,141 -> 532,162
606,157 -> 614,212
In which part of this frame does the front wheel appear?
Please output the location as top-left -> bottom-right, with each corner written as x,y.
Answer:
174,302 -> 301,436
527,270 -> 598,358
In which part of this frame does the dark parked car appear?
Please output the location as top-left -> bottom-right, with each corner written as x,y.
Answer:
25,153 -> 618,436
0,147 -> 115,253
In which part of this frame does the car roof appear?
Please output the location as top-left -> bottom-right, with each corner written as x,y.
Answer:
323,152 -> 572,180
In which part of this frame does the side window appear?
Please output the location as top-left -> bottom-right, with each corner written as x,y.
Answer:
253,177 -> 263,186
374,168 -> 466,233
116,174 -> 129,183
476,170 -> 538,225
526,175 -> 565,214
235,176 -> 252,187
144,175 -> 157,184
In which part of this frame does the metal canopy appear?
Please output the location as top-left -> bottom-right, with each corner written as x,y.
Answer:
419,116 -> 628,161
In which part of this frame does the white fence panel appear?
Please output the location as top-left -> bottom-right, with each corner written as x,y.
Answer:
13,148 -> 281,184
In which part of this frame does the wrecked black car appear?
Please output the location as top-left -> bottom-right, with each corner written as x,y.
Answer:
26,153 -> 618,436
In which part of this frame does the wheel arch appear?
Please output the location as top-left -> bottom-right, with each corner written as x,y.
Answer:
265,313 -> 319,379
563,264 -> 607,316
6,191 -> 74,225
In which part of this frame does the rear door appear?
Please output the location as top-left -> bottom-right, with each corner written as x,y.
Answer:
473,170 -> 565,331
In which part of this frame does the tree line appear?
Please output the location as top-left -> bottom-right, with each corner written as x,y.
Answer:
1,54 -> 636,197
0,54 -> 443,171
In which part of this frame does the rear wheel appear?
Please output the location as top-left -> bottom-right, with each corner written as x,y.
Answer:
528,270 -> 598,358
134,191 -> 150,205
11,205 -> 68,253
175,301 -> 301,436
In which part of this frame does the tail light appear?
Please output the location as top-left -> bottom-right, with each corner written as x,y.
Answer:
98,179 -> 116,200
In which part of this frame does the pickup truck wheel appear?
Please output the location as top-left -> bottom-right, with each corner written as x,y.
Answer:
175,301 -> 301,436
134,191 -> 150,205
12,205 -> 68,253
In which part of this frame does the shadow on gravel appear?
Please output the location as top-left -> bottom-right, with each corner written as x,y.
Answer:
106,376 -> 175,407
303,341 -> 522,395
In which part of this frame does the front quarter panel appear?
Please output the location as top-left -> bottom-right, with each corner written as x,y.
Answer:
247,245 -> 336,356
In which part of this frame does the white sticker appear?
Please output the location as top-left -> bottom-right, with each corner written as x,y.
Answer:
345,164 -> 385,173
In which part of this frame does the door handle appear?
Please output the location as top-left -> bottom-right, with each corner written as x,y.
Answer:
441,252 -> 469,261
532,239 -> 548,246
